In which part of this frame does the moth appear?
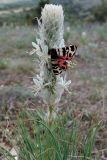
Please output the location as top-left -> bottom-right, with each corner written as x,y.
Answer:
48,45 -> 77,75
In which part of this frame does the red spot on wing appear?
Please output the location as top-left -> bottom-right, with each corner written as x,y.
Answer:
57,53 -> 75,70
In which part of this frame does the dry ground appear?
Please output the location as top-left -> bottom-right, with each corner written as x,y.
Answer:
0,23 -> 107,158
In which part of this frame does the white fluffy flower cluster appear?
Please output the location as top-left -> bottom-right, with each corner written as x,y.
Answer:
41,4 -> 64,49
31,4 -> 71,106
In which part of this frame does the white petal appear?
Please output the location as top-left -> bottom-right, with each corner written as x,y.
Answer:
36,75 -> 40,80
33,78 -> 38,85
36,51 -> 44,57
32,42 -> 38,48
29,49 -> 36,55
65,80 -> 71,86
36,38 -> 41,44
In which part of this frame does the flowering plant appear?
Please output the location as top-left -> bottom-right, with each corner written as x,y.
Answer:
30,4 -> 73,120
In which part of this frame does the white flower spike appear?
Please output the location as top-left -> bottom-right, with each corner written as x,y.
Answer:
31,4 -> 73,109
58,76 -> 71,91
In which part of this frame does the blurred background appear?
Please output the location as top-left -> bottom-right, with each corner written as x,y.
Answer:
0,0 -> 107,157
0,0 -> 107,127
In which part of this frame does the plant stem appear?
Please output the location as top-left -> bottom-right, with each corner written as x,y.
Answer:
48,105 -> 54,125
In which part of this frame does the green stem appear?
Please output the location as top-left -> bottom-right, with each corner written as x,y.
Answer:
48,105 -> 53,124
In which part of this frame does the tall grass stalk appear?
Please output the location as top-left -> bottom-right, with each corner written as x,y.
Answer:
1,110 -> 100,160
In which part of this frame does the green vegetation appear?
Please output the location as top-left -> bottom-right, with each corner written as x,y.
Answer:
0,10 -> 37,26
1,110 -> 100,160
0,59 -> 9,70
1,0 -> 107,26
0,0 -> 38,10
91,0 -> 107,22
0,0 -> 50,26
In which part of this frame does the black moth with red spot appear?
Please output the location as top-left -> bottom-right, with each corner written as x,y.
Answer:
48,45 -> 77,75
